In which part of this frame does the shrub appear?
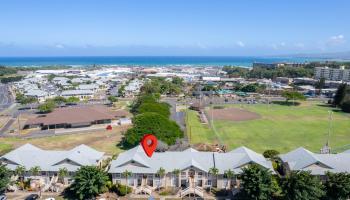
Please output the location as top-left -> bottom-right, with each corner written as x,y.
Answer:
341,100 -> 350,113
263,149 -> 280,159
116,184 -> 132,196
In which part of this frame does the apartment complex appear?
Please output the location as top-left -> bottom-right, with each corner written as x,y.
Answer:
314,66 -> 350,81
109,145 -> 274,197
0,144 -> 105,185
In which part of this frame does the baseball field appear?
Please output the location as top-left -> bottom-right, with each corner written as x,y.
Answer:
186,101 -> 350,153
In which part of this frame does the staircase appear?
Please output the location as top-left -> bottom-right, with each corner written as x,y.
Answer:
41,176 -> 58,192
179,186 -> 204,198
134,185 -> 153,195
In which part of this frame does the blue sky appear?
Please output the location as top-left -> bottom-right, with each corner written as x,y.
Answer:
0,0 -> 349,56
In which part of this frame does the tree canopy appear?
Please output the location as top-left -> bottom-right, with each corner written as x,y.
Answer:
324,172 -> 350,200
282,91 -> 306,102
68,166 -> 109,200
38,101 -> 56,113
137,102 -> 170,118
280,171 -> 325,200
0,164 -> 11,194
123,112 -> 183,147
238,164 -> 275,200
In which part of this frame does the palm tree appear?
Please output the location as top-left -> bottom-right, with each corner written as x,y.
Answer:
172,169 -> 181,188
224,169 -> 234,190
14,165 -> 26,178
29,166 -> 41,177
208,167 -> 219,193
14,165 -> 26,189
122,170 -> 132,193
156,167 -> 166,190
58,167 -> 68,184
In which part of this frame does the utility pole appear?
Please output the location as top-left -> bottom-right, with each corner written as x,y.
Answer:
17,113 -> 20,135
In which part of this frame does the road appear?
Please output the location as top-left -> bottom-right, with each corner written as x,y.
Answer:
0,84 -> 13,111
163,98 -> 186,131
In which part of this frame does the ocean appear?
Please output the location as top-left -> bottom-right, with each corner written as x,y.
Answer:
0,56 -> 321,67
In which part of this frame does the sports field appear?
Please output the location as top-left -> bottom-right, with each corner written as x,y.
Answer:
186,101 -> 350,153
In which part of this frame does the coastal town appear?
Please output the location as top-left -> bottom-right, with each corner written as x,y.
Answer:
0,60 -> 350,199
1,1 -> 350,199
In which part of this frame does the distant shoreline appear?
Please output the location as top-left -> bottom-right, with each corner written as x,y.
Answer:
0,56 -> 327,68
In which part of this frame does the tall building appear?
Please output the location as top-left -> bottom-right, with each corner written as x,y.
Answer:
314,66 -> 350,81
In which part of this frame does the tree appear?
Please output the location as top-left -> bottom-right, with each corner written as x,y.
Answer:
315,78 -> 325,96
238,164 -> 274,200
38,101 -> 56,113
66,96 -> 80,104
280,171 -> 325,200
123,112 -> 183,147
224,169 -> 234,190
172,169 -> 181,187
14,165 -> 26,189
324,172 -> 350,200
58,167 -> 68,184
29,166 -> 41,176
263,149 -> 280,159
137,102 -> 170,118
0,164 -> 11,194
108,95 -> 118,103
209,167 -> 219,193
341,100 -> 350,113
156,167 -> 166,189
69,166 -> 109,200
53,96 -> 67,105
14,165 -> 26,177
122,170 -> 132,194
333,84 -> 348,107
282,91 -> 306,102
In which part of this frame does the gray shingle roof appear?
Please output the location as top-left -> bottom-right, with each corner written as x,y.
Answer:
280,147 -> 350,175
0,144 -> 104,172
108,145 -> 274,174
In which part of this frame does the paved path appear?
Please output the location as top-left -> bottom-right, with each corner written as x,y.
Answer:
0,84 -> 13,111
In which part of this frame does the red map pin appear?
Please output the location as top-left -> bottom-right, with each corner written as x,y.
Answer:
141,134 -> 158,157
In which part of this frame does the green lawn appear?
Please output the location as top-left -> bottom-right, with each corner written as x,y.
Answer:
186,101 -> 350,153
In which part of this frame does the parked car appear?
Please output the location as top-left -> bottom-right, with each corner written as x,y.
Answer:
25,194 -> 39,200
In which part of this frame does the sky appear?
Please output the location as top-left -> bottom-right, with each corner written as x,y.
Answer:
0,0 -> 349,56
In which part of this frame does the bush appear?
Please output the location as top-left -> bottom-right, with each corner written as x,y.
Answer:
263,149 -> 280,159
341,100 -> 350,113
116,184 -> 132,196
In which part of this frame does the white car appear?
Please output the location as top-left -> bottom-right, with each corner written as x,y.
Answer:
45,198 -> 55,200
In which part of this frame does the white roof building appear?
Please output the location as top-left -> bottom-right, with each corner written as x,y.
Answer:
109,145 -> 274,174
280,147 -> 350,175
0,144 -> 104,172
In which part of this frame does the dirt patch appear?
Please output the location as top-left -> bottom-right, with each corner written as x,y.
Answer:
207,107 -> 260,121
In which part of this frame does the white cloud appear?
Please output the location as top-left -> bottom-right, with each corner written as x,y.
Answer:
294,43 -> 305,48
327,34 -> 345,46
271,42 -> 286,50
236,41 -> 245,47
196,42 -> 207,49
54,44 -> 65,49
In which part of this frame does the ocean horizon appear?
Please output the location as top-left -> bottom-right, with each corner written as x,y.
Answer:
0,56 -> 322,67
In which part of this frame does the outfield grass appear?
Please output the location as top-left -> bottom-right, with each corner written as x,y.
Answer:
187,101 -> 350,153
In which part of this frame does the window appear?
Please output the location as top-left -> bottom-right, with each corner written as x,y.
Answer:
207,180 -> 212,186
115,173 -> 121,178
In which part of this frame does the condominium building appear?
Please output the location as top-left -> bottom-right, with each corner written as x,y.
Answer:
280,147 -> 350,176
314,66 -> 350,81
0,144 -> 105,185
109,145 -> 274,197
